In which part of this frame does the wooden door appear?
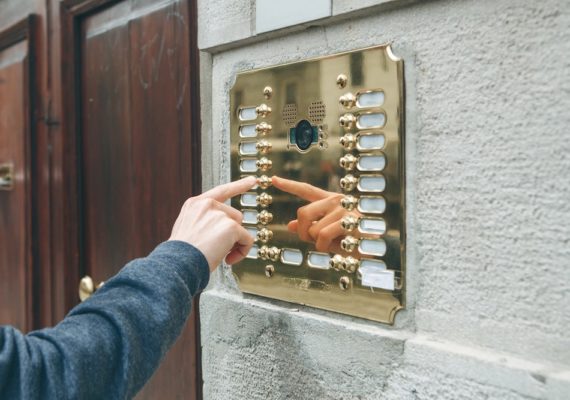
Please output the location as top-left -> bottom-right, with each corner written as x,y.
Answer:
61,0 -> 202,398
0,17 -> 36,332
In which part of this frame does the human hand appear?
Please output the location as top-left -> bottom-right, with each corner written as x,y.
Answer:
169,177 -> 256,271
272,176 -> 362,254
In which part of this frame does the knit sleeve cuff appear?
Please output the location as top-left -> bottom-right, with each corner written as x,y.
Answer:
148,240 -> 210,294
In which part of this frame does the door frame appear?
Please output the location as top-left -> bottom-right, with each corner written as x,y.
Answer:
0,15 -> 39,332
58,0 -> 203,396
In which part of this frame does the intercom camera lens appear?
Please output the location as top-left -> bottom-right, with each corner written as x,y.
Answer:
294,119 -> 314,151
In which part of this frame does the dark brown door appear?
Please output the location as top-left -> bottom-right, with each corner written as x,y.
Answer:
61,0 -> 202,398
0,18 -> 35,333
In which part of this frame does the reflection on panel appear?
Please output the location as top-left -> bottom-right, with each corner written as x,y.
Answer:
230,45 -> 405,324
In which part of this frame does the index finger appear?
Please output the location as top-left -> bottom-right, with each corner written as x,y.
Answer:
198,176 -> 257,202
272,176 -> 331,202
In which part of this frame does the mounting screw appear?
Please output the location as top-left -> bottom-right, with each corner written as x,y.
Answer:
263,86 -> 273,100
265,264 -> 275,278
336,74 -> 348,89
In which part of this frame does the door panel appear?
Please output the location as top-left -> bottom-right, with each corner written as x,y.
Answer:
0,24 -> 33,332
78,1 -> 200,398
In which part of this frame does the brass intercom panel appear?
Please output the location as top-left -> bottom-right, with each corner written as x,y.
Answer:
230,45 -> 405,324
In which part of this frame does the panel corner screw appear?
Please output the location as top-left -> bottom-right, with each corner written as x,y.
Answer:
263,86 -> 273,100
336,74 -> 348,89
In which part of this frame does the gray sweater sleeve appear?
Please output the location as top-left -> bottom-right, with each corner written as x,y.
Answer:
0,240 -> 210,400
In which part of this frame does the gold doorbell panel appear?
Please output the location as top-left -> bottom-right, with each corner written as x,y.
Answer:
230,45 -> 405,324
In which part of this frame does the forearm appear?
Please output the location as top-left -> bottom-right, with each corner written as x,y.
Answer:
0,241 -> 209,400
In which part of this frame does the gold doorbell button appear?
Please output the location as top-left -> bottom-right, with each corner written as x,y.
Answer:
339,154 -> 358,171
339,93 -> 356,109
257,175 -> 272,189
256,104 -> 272,118
257,210 -> 273,225
255,122 -> 272,136
339,113 -> 356,129
339,134 -> 357,150
256,157 -> 272,172
340,175 -> 358,191
256,193 -> 273,207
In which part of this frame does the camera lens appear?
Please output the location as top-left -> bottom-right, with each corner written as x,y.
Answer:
294,120 -> 314,151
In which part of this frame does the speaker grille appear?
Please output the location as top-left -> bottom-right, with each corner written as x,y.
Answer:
308,101 -> 326,124
282,104 -> 298,126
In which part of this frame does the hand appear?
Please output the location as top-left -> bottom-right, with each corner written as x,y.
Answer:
170,177 -> 256,271
272,176 -> 362,254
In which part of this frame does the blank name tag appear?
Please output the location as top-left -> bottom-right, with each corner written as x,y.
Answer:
361,270 -> 394,290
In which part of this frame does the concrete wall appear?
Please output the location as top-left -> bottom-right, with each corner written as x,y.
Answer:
197,0 -> 570,398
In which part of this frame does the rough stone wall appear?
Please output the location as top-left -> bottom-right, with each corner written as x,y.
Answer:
197,0 -> 570,398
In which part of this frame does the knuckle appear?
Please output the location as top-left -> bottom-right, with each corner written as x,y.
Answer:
308,225 -> 319,239
198,197 -> 216,210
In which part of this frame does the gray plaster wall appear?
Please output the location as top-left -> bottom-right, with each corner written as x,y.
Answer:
197,0 -> 570,398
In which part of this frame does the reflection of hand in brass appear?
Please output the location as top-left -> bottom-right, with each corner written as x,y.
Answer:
272,176 -> 362,254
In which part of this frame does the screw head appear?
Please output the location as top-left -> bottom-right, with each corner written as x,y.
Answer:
265,264 -> 275,278
339,276 -> 351,290
336,74 -> 348,89
263,86 -> 273,99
